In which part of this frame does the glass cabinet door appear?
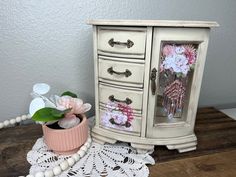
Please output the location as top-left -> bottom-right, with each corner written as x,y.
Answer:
146,27 -> 209,138
154,43 -> 197,123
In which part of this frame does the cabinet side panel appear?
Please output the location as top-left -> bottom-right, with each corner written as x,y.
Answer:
187,30 -> 210,127
92,26 -> 100,127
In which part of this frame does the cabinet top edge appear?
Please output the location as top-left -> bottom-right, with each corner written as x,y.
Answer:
87,19 -> 219,28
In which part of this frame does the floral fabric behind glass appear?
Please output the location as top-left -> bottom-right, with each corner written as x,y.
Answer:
158,43 -> 197,119
101,101 -> 134,131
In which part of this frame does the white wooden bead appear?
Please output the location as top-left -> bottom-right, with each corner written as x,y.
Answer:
84,142 -> 91,148
44,170 -> 54,177
67,157 -> 75,166
22,115 -> 27,120
0,122 -> 4,129
35,171 -> 44,177
3,120 -> 10,127
72,153 -> 80,162
16,116 -> 22,122
27,114 -> 32,119
10,119 -> 16,124
60,160 -> 69,170
77,150 -> 85,157
26,175 -> 34,177
87,138 -> 92,144
80,145 -> 87,151
53,166 -> 62,176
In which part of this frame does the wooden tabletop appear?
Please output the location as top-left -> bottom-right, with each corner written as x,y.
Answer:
0,107 -> 235,177
149,150 -> 236,177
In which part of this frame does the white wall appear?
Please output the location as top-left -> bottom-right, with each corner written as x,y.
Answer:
0,0 -> 235,121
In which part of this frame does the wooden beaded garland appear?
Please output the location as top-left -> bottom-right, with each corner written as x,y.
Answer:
0,114 -> 31,129
26,175 -> 34,177
60,160 -> 69,170
44,170 -> 54,177
53,166 -> 62,176
72,153 -> 80,162
67,157 -> 75,166
0,114 -> 92,177
35,172 -> 44,177
3,120 -> 10,126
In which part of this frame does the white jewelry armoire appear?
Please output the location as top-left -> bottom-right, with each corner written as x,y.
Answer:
88,20 -> 218,153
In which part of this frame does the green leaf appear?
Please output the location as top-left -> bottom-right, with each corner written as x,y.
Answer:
51,108 -> 71,118
61,91 -> 78,98
190,64 -> 195,70
32,107 -> 68,122
176,73 -> 182,78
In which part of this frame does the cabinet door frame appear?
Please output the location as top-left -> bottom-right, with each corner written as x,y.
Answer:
146,27 -> 210,138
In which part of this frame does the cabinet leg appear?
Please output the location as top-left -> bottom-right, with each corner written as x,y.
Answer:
166,140 -> 197,153
131,143 -> 155,154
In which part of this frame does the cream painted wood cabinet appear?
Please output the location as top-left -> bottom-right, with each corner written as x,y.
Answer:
88,20 -> 218,153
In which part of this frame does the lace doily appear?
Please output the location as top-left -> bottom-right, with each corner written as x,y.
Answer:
27,138 -> 155,177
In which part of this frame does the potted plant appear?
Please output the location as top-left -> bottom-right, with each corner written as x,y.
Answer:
29,83 -> 91,155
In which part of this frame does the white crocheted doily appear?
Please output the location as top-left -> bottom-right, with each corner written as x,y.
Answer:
27,138 -> 155,177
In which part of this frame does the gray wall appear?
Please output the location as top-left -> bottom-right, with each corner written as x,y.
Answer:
0,0 -> 235,121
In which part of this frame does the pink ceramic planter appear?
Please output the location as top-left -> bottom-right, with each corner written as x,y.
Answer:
42,114 -> 88,155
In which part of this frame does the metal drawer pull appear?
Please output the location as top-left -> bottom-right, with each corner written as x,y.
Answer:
107,67 -> 132,77
108,38 -> 134,48
150,68 -> 157,95
109,118 -> 131,128
108,95 -> 132,105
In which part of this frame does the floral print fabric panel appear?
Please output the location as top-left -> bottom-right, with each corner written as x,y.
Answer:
159,43 -> 197,119
101,101 -> 134,132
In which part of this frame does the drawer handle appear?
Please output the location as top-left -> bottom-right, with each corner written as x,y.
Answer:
107,67 -> 132,77
108,38 -> 134,48
108,95 -> 132,105
109,118 -> 131,128
150,68 -> 157,95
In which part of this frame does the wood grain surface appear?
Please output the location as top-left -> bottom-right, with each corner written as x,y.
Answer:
0,107 -> 235,177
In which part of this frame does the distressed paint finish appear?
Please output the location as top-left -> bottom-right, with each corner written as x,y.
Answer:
90,20 -> 217,153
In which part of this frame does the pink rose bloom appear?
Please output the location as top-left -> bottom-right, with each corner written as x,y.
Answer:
56,96 -> 91,117
160,63 -> 164,73
162,45 -> 175,56
184,45 -> 197,65
58,114 -> 81,129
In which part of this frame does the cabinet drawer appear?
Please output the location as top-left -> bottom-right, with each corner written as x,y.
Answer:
99,109 -> 141,136
99,57 -> 145,84
99,84 -> 143,111
97,27 -> 146,57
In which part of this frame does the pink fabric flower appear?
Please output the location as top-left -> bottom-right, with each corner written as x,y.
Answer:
162,45 -> 175,57
56,96 -> 91,116
58,114 -> 81,129
160,63 -> 164,73
117,103 -> 134,122
184,45 -> 197,65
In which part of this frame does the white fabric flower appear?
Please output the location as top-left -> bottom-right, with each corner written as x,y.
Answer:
162,54 -> 190,75
58,114 -> 81,129
163,56 -> 175,70
112,111 -> 128,124
175,46 -> 185,54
